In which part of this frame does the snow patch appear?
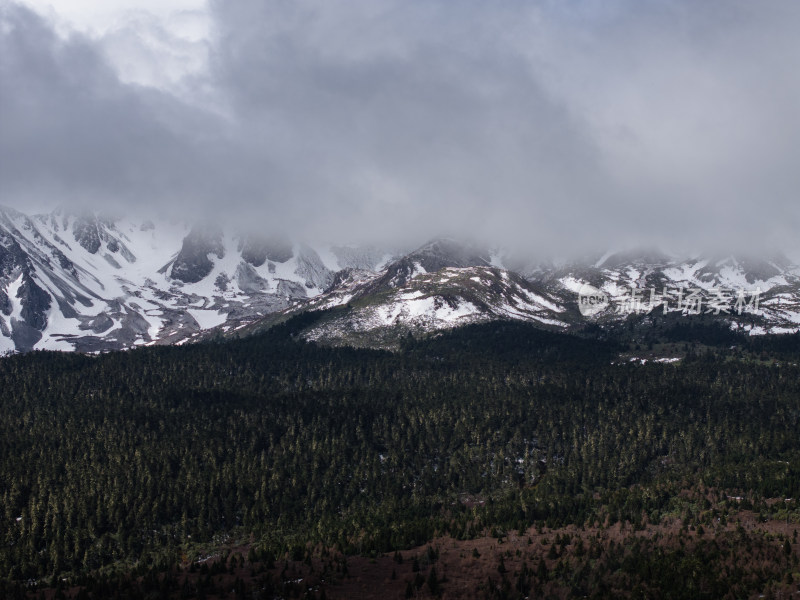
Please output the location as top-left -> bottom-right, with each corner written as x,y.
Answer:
186,309 -> 228,330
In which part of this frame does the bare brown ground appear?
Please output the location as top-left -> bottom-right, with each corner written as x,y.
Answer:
33,503 -> 800,600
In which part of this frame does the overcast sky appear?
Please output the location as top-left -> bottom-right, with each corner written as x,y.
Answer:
2,0 -> 799,253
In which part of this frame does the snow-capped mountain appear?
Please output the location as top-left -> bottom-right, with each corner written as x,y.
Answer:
546,250 -> 800,335
235,240 -> 800,349
1,207 -> 800,354
284,247 -> 570,347
0,206 -> 394,353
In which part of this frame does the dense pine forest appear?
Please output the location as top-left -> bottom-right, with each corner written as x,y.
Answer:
2,314 -> 800,598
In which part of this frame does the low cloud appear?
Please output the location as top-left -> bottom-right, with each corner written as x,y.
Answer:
2,0 -> 799,254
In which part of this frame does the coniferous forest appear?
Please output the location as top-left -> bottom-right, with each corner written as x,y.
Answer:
2,314 -> 800,598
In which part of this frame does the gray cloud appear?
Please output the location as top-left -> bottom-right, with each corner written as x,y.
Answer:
2,0 -> 800,254
0,2 -> 228,214
206,0 -> 609,246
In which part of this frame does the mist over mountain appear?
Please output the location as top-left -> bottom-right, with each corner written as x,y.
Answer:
0,205 -> 796,355
6,4 -> 800,598
3,1 -> 800,254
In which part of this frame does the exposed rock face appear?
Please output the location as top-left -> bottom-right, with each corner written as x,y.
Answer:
239,234 -> 294,267
0,268 -> 52,351
409,239 -> 492,272
72,215 -> 102,254
0,221 -> 53,350
240,237 -> 268,267
276,279 -> 307,298
0,208 -> 354,353
1,206 -> 800,355
374,238 -> 491,289
62,212 -> 132,261
0,233 -> 27,278
235,262 -> 269,293
330,245 -> 390,271
170,226 -> 225,283
264,237 -> 294,264
18,277 -> 51,331
82,313 -> 114,334
295,245 -> 335,290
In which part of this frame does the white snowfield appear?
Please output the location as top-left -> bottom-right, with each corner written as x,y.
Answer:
556,253 -> 800,332
0,207 -> 376,353
1,207 -> 799,354
300,264 -> 572,346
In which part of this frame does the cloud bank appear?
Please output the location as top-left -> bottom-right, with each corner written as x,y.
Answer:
2,0 -> 799,254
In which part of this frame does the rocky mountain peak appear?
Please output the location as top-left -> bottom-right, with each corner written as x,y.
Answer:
170,225 -> 225,284
0,207 -> 799,354
239,233 -> 293,267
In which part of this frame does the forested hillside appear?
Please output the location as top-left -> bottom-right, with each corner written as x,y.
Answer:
2,316 -> 800,598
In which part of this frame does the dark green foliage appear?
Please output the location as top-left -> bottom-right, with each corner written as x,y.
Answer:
0,319 -> 799,592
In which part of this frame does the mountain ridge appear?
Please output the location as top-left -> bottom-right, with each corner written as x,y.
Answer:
1,207 -> 799,353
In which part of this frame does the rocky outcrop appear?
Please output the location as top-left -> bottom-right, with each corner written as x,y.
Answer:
240,234 -> 294,266
72,216 -> 101,254
295,245 -> 335,290
171,226 -> 225,283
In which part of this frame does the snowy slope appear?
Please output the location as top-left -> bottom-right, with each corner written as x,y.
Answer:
535,250 -> 800,334
0,207 -> 392,353
298,265 -> 569,348
238,242 -> 800,348
1,208 -> 799,354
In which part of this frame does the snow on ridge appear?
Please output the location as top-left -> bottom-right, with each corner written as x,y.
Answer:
5,274 -> 25,323
187,308 -> 228,330
2,207 -> 800,353
517,286 -> 563,313
373,296 -> 480,329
